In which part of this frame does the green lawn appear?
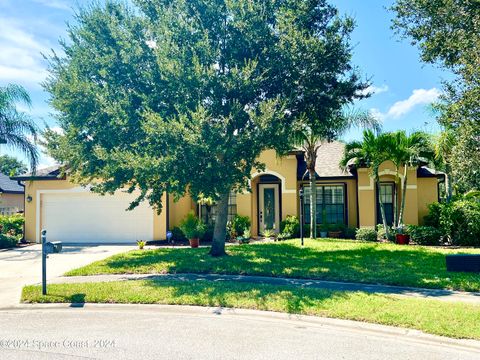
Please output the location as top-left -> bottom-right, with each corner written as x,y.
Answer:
66,239 -> 480,292
22,279 -> 480,340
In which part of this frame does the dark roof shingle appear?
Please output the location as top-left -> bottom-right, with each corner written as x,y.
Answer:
0,173 -> 23,193
297,141 -> 353,180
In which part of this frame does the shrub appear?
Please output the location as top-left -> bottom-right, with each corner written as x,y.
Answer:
279,215 -> 300,238
424,202 -> 442,228
406,225 -> 442,246
343,226 -> 357,239
376,224 -> 395,242
0,233 -> 17,249
424,198 -> 480,246
179,211 -> 206,239
446,200 -> 480,246
356,227 -> 377,242
0,214 -> 23,238
171,226 -> 187,242
231,215 -> 251,237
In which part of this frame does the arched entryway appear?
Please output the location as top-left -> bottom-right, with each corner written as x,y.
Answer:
253,174 -> 282,234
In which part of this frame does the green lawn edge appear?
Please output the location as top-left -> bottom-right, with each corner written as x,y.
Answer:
22,279 -> 480,340
64,239 -> 480,292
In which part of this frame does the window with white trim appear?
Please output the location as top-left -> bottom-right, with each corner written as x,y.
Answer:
303,185 -> 345,225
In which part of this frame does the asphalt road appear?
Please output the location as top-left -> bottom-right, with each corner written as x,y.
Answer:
0,305 -> 478,360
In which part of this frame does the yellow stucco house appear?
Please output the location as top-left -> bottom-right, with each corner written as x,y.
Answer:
13,142 -> 443,244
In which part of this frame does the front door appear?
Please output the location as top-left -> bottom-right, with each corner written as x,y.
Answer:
258,184 -> 280,234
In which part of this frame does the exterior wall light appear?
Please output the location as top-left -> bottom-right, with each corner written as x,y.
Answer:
26,195 -> 33,203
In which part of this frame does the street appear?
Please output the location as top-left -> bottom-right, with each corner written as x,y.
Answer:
0,304 -> 478,360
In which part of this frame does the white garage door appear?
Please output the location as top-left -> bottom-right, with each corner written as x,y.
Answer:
41,191 -> 153,243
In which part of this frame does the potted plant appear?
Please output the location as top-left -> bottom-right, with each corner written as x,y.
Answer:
136,240 -> 146,250
179,211 -> 206,248
319,224 -> 329,238
395,225 -> 410,245
319,210 -> 328,238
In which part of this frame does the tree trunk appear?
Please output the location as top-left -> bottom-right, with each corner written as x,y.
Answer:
398,165 -> 408,227
445,165 -> 453,202
309,168 -> 317,239
377,177 -> 390,239
209,191 -> 229,257
393,166 -> 399,228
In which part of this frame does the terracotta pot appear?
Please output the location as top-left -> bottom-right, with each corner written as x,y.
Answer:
328,231 -> 342,239
189,238 -> 200,248
396,234 -> 410,245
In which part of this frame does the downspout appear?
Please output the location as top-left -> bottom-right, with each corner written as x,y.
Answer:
355,172 -> 360,228
17,180 -> 26,243
166,192 -> 170,233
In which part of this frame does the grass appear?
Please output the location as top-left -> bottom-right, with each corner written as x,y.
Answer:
65,238 -> 480,292
22,279 -> 480,340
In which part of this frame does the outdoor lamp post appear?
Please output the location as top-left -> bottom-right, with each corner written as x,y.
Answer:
299,188 -> 304,247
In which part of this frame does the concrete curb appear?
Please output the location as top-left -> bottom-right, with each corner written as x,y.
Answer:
48,273 -> 480,304
3,303 -> 480,353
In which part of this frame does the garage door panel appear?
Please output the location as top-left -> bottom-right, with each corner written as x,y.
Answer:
41,192 -> 153,243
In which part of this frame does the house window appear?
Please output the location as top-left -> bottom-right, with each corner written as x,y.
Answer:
377,183 -> 394,226
303,185 -> 345,225
199,192 -> 237,224
0,207 -> 19,216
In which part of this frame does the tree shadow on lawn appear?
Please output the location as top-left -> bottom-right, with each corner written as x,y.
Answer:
142,278 -> 339,314
99,242 -> 480,291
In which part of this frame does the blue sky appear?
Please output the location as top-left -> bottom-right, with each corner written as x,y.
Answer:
0,0 -> 451,168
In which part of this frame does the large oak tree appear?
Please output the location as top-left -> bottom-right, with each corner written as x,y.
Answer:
44,0 -> 367,256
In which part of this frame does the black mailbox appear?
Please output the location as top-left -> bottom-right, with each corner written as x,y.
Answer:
45,241 -> 63,254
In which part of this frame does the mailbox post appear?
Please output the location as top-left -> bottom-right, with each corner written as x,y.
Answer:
299,189 -> 304,247
41,229 -> 63,295
41,229 -> 47,295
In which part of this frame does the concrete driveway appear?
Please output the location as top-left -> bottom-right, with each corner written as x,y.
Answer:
0,244 -> 134,307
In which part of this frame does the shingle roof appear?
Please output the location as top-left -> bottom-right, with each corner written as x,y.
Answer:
297,141 -> 354,180
0,173 -> 23,193
12,165 -> 63,181
417,166 -> 445,178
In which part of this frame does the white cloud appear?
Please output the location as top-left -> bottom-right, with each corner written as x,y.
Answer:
386,88 -> 441,118
357,84 -> 389,96
32,0 -> 72,11
370,108 -> 386,122
371,88 -> 441,121
0,17 -> 51,88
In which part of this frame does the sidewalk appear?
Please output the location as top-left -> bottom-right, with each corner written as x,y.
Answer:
50,273 -> 480,304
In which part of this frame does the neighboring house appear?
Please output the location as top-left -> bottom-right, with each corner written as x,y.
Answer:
0,172 -> 24,215
13,142 -> 444,244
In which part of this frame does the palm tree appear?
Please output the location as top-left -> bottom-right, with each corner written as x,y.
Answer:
293,109 -> 380,239
432,129 -> 455,202
0,84 -> 39,172
388,130 -> 433,228
340,130 -> 391,237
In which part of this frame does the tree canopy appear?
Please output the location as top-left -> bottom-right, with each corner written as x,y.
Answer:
391,0 -> 480,192
0,155 -> 27,176
45,0 -> 367,255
